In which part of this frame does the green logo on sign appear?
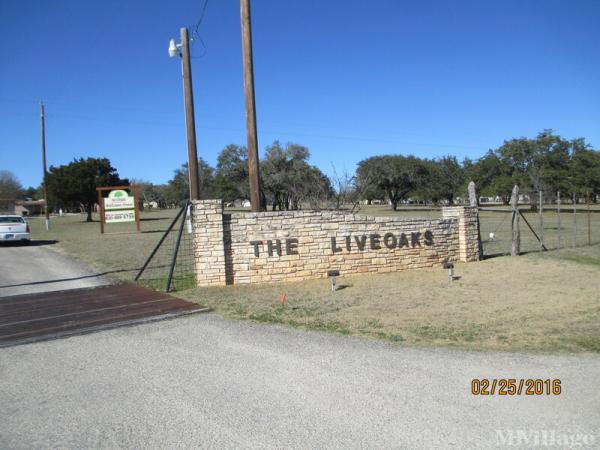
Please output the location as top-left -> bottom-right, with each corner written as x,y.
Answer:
108,190 -> 129,199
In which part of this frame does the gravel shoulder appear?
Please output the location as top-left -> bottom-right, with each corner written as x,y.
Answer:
1,313 -> 598,449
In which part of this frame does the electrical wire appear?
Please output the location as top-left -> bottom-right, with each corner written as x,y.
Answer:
189,0 -> 209,58
191,0 -> 209,40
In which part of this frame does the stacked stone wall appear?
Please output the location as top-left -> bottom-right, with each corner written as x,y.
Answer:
192,200 -> 481,286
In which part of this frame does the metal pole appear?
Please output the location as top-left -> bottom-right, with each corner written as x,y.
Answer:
180,28 -> 200,201
573,193 -> 577,248
240,0 -> 262,212
40,102 -> 50,231
587,192 -> 592,246
539,190 -> 544,251
557,191 -> 562,248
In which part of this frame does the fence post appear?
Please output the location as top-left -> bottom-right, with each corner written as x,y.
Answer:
539,190 -> 544,251
557,191 -> 562,248
587,192 -> 592,246
573,193 -> 577,248
468,181 -> 483,260
511,184 -> 520,256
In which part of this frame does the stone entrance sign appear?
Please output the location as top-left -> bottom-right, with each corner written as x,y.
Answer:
191,200 -> 480,286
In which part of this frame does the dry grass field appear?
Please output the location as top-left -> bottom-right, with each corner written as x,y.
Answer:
23,204 -> 600,353
175,247 -> 600,353
26,209 -> 187,286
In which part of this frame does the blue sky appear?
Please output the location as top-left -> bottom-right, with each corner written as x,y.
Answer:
1,0 -> 599,188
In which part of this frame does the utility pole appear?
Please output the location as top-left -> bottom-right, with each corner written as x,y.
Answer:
180,27 -> 200,200
240,0 -> 262,211
40,102 -> 50,230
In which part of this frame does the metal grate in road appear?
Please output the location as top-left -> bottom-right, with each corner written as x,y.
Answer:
0,284 -> 209,347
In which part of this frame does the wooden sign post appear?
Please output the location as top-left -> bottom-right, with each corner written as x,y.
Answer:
96,185 -> 141,234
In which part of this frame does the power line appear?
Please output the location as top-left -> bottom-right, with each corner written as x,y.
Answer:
191,0 -> 209,40
1,107 -> 491,151
0,101 -> 504,152
189,0 -> 209,58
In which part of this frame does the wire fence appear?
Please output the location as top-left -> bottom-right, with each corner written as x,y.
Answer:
480,195 -> 600,257
134,203 -> 196,292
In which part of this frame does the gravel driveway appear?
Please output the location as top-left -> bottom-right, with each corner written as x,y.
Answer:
0,243 -> 108,296
1,313 -> 598,449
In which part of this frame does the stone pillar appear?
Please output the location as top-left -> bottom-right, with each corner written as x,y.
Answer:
191,199 -> 227,286
442,206 -> 481,262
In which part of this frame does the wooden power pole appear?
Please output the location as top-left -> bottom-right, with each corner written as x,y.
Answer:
40,102 -> 50,231
240,0 -> 262,212
180,27 -> 200,201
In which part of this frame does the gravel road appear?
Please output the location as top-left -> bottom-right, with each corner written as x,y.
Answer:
1,313 -> 598,449
0,243 -> 108,296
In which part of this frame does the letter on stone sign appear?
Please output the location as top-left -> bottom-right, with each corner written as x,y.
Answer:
268,239 -> 282,257
370,234 -> 381,250
250,241 -> 261,257
424,230 -> 434,246
285,238 -> 299,255
383,232 -> 397,249
354,235 -> 367,251
411,232 -> 422,247
331,237 -> 343,254
398,233 -> 410,248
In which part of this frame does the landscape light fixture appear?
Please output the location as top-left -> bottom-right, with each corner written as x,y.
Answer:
327,270 -> 340,292
443,262 -> 455,282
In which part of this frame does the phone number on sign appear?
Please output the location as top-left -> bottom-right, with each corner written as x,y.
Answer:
471,379 -> 561,396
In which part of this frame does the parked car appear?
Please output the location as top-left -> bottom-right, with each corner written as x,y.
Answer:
0,215 -> 31,244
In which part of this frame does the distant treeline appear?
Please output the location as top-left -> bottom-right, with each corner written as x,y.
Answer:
2,130 -> 599,217
139,130 -> 600,210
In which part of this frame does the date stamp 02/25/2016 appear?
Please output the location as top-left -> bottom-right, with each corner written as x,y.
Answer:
471,378 -> 562,396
